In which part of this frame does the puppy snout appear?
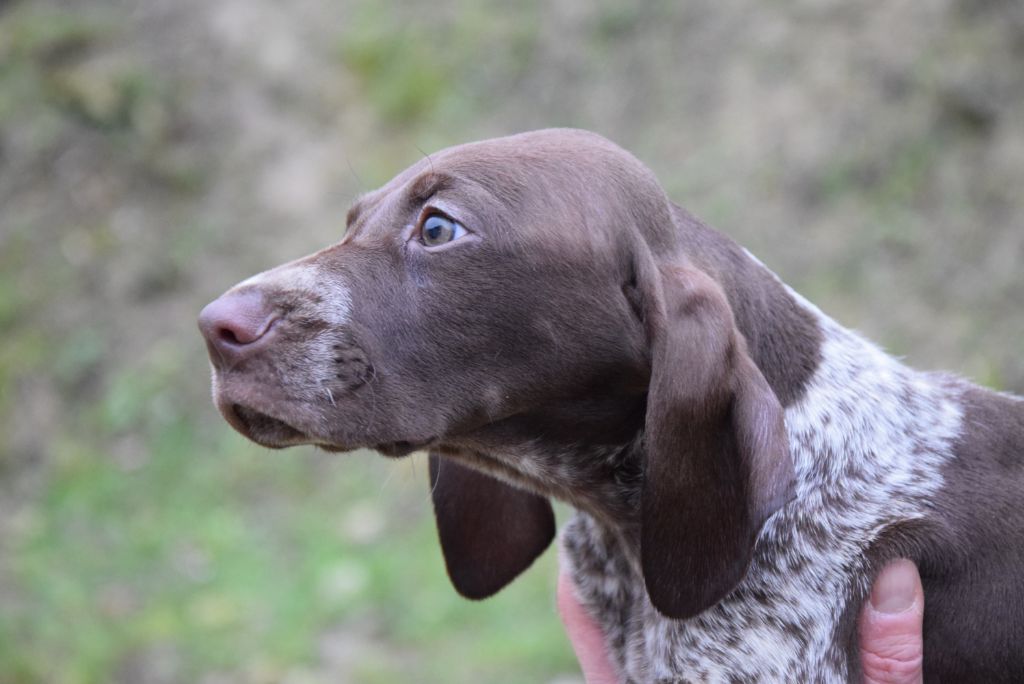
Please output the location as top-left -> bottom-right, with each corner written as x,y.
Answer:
198,289 -> 278,366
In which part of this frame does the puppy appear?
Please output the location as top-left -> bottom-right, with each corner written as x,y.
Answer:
199,129 -> 1024,682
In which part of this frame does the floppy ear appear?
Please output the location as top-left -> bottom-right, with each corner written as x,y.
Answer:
429,452 -> 555,599
641,264 -> 795,619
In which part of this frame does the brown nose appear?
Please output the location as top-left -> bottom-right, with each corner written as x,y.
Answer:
198,289 -> 277,365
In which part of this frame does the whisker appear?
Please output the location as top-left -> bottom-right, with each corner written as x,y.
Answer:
415,144 -> 435,174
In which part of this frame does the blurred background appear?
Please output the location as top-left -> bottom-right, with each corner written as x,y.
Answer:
1,0 -> 1021,682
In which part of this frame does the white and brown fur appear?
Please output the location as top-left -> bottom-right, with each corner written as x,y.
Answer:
199,129 -> 1024,682
566,296 -> 966,681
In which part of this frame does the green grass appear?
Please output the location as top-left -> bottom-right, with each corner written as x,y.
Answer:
0,321 -> 575,682
1,409 -> 575,683
337,0 -> 539,129
0,5 -> 578,679
4,1 -> 1021,681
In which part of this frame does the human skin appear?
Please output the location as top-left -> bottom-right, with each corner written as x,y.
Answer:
558,558 -> 925,684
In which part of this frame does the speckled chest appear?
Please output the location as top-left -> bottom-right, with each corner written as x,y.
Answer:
564,316 -> 964,683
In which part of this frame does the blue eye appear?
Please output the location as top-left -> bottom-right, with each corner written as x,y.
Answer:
420,214 -> 466,247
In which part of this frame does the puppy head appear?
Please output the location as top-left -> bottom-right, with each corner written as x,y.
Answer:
200,129 -> 652,455
199,129 -> 793,617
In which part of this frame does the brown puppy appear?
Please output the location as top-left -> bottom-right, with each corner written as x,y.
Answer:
200,129 -> 1024,682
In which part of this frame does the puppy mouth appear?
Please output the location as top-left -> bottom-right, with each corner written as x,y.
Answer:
214,376 -> 437,454
227,403 -> 309,447
373,440 -> 432,458
223,401 -> 434,456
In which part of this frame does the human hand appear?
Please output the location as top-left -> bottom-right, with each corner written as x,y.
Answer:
557,558 -> 924,684
858,559 -> 925,683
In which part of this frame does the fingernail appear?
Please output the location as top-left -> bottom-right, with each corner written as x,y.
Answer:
870,559 -> 918,614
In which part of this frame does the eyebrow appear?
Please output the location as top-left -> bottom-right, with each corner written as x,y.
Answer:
406,171 -> 454,206
345,171 -> 455,232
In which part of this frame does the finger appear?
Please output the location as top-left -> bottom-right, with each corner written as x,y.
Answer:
859,558 -> 925,684
556,570 -> 620,684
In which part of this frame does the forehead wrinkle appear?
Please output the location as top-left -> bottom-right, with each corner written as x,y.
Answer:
439,159 -> 534,213
345,194 -> 368,227
345,189 -> 388,230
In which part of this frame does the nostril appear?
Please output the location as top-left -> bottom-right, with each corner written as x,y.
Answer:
218,325 -> 246,346
198,289 -> 277,356
214,315 -> 270,346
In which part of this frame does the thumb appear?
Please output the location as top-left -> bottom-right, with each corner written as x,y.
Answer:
859,559 -> 925,684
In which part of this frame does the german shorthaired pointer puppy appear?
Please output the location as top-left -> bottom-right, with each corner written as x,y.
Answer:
199,129 -> 1024,682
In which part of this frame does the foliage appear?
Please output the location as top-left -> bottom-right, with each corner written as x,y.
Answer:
1,0 -> 1021,681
